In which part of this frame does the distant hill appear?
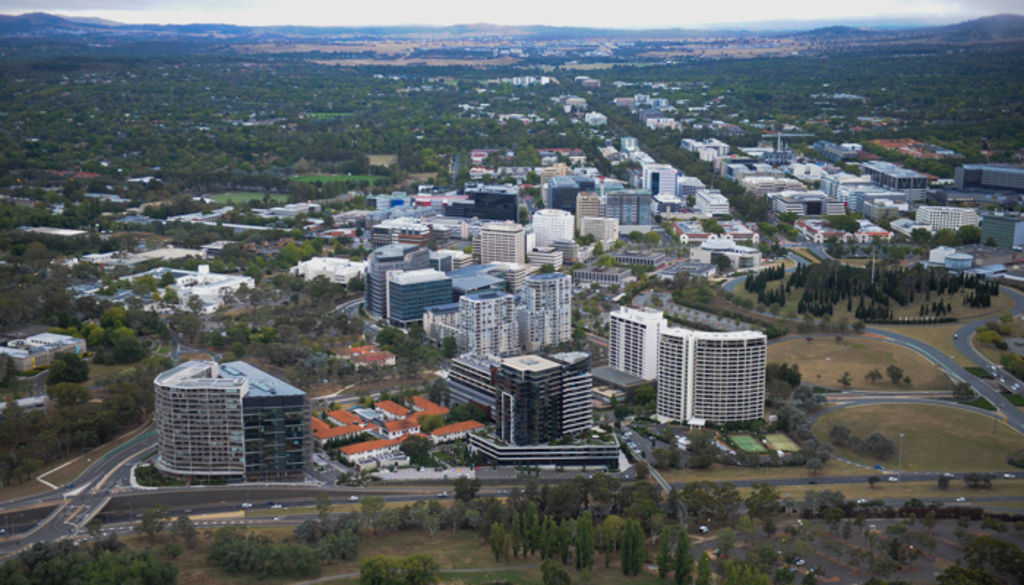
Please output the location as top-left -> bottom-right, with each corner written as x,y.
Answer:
0,11 -> 1022,45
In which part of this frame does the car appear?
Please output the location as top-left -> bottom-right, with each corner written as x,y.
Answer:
271,504 -> 283,509
348,496 -> 359,502
272,516 -> 280,521
698,525 -> 710,534
808,480 -> 818,485
856,498 -> 868,504
241,502 -> 253,509
956,496 -> 967,503
953,333 -> 958,340
1004,473 -> 1016,479
942,472 -> 956,478
888,476 -> 899,482
875,464 -> 886,471
438,491 -> 449,497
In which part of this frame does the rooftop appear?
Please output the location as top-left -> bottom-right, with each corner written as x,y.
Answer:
502,354 -> 560,373
388,269 -> 450,286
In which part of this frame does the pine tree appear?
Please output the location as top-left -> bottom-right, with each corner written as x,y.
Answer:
695,552 -> 713,585
575,511 -> 594,571
657,530 -> 672,578
674,527 -> 692,585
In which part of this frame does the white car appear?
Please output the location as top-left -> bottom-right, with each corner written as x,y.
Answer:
1004,473 -> 1016,479
956,496 -> 967,503
271,504 -> 283,509
856,498 -> 868,504
888,476 -> 899,482
348,495 -> 359,502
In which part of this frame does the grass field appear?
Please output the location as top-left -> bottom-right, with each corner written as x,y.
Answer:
210,191 -> 289,204
729,434 -> 768,453
367,154 -> 398,166
874,323 -> 972,367
745,480 -> 1024,506
292,174 -> 383,185
812,403 -> 1024,472
659,457 -> 867,484
768,337 -> 951,391
765,433 -> 800,452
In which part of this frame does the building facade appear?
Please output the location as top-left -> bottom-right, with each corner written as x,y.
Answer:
915,206 -> 980,231
443,184 -> 520,222
608,306 -> 662,380
476,222 -> 527,264
493,353 -> 592,446
605,191 -> 652,225
517,272 -> 572,352
656,328 -> 766,424
386,269 -> 453,326
154,360 -> 310,482
981,214 -> 1024,249
532,209 -> 575,248
459,291 -> 519,357
576,192 -> 604,229
365,244 -> 430,320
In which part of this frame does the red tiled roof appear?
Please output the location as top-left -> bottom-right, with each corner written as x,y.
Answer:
430,420 -> 484,437
339,436 -> 404,456
375,400 -> 410,417
327,409 -> 362,425
311,417 -> 331,434
383,419 -> 420,433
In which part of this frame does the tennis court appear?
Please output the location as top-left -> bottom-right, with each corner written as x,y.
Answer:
729,434 -> 768,453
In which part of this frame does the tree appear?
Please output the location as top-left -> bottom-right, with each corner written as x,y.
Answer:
838,372 -> 852,390
360,496 -> 386,533
829,424 -> 852,446
400,435 -> 434,467
453,476 -> 482,502
868,476 -> 880,489
47,352 -> 89,385
886,364 -> 904,385
744,483 -> 780,522
716,527 -> 737,558
542,559 -> 571,585
657,529 -> 673,578
695,552 -> 713,585
575,510 -> 595,571
936,565 -> 999,585
316,492 -> 333,524
635,460 -> 650,480
48,382 -> 90,408
441,336 -> 458,359
674,527 -> 692,585
171,514 -> 198,547
621,518 -> 646,576
938,475 -> 951,490
137,506 -> 168,543
489,522 -> 507,562
865,369 -> 883,384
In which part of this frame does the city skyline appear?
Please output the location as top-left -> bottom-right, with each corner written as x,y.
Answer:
3,0 -> 1021,30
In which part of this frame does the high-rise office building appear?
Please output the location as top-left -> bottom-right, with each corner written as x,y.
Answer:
608,306 -> 662,380
576,191 -> 604,229
386,269 -> 453,326
643,163 -> 679,196
580,217 -> 619,244
459,291 -> 519,357
517,272 -> 572,352
444,184 -> 520,222
605,190 -> 653,225
656,328 -> 766,424
532,208 -> 575,248
476,221 -> 527,264
365,244 -> 430,320
493,352 -> 592,445
154,360 -> 311,482
547,176 -> 597,212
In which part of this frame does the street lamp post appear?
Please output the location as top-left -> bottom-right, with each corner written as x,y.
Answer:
898,433 -> 905,484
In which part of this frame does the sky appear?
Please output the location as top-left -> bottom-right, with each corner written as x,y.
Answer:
1,0 -> 1020,29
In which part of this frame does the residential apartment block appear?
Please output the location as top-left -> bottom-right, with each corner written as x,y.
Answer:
608,306 -> 662,380
915,206 -> 980,231
475,221 -> 527,265
459,291 -> 519,358
656,328 -> 766,424
153,360 -> 311,482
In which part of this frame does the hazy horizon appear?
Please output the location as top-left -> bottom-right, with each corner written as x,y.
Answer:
2,0 -> 1022,31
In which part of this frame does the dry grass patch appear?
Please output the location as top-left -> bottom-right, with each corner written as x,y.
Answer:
659,458 -> 866,484
812,403 -> 1024,471
769,337 -> 951,391
873,323 -> 972,367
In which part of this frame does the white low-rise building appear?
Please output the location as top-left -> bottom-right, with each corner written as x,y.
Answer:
290,257 -> 367,285
134,265 -> 255,314
695,189 -> 730,216
915,206 -> 980,231
690,237 -> 762,272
